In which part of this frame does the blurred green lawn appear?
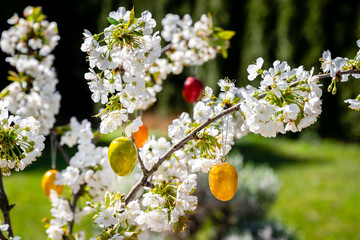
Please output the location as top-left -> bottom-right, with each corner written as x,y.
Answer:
3,170 -> 100,239
2,133 -> 360,239
236,134 -> 360,240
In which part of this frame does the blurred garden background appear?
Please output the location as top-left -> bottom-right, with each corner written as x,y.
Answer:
1,0 -> 360,239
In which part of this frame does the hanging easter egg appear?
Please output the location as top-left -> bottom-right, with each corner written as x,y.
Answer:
133,122 -> 149,149
209,162 -> 238,201
41,169 -> 64,197
182,76 -> 204,103
108,137 -> 137,176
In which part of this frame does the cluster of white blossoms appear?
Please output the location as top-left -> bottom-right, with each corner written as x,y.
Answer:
45,117 -> 117,239
161,13 -> 232,71
0,100 -> 45,176
89,192 -> 142,239
93,175 -> 197,236
57,117 -> 117,200
0,6 -> 61,135
81,7 -> 235,136
81,7 -> 161,134
92,137 -> 203,236
137,174 -> 197,232
242,59 -> 323,137
46,191 -> 91,240
320,40 -> 360,110
145,13 -> 234,91
46,191 -> 73,240
0,6 -> 59,56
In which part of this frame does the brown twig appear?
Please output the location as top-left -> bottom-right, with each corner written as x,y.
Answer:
0,174 -> 14,239
316,69 -> 360,79
50,128 -> 70,164
124,103 -> 241,205
0,230 -> 7,240
124,135 -> 154,205
131,134 -> 148,174
161,43 -> 172,54
125,175 -> 149,206
67,186 -> 84,238
148,104 -> 240,175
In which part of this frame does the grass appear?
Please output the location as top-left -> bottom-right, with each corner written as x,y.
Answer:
3,170 -> 50,239
3,170 -> 99,239
235,134 -> 360,240
2,134 -> 360,239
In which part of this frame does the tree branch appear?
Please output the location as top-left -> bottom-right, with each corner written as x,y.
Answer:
148,103 -> 240,175
131,134 -> 148,174
136,150 -> 148,175
125,175 -> 148,206
316,69 -> 360,80
161,43 -> 172,54
50,129 -> 70,165
0,174 -> 13,239
67,185 -> 84,238
124,103 -> 241,205
0,230 -> 7,240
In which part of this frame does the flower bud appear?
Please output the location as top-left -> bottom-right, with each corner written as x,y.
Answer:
327,83 -> 333,92
332,86 -> 337,95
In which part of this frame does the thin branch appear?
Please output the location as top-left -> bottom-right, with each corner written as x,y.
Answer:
124,103 -> 241,205
143,181 -> 155,188
161,43 -> 172,54
136,149 -> 148,174
0,174 -> 14,239
131,134 -> 148,174
316,69 -> 360,80
125,175 -> 148,205
67,186 -> 84,238
92,131 -> 102,145
0,230 -> 7,240
50,129 -> 70,164
148,104 -> 240,175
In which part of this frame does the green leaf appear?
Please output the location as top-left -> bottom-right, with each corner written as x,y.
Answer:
107,17 -> 119,26
208,13 -> 214,30
26,7 -> 44,22
125,7 -> 135,30
133,30 -> 143,36
213,26 -> 224,33
199,142 -> 205,155
221,46 -> 228,59
217,30 -> 236,40
7,76 -> 18,82
207,135 -> 220,149
33,7 -> 45,22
